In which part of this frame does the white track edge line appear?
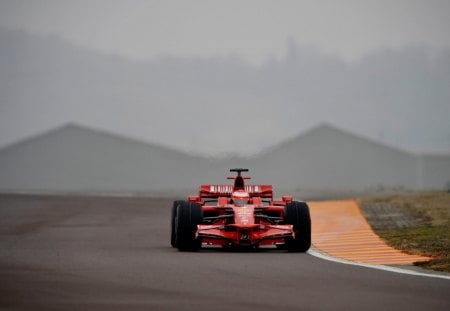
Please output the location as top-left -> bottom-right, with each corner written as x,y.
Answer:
308,248 -> 450,280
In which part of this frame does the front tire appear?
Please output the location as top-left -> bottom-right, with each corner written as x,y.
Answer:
175,201 -> 203,251
285,201 -> 311,252
170,200 -> 183,247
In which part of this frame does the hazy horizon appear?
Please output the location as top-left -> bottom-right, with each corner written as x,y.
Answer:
1,0 -> 449,65
1,1 -> 449,156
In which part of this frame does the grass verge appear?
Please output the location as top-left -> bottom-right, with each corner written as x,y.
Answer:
361,191 -> 450,273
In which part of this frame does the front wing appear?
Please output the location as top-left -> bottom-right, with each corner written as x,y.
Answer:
196,224 -> 295,247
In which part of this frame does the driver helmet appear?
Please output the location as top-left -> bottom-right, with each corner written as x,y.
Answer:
232,190 -> 250,205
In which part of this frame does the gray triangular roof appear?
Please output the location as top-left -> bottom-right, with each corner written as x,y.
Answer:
260,123 -> 414,159
0,123 -> 219,194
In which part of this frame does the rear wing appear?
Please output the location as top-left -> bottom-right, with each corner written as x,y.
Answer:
199,184 -> 273,199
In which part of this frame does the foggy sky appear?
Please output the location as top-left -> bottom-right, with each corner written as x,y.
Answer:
0,0 -> 449,65
0,0 -> 450,156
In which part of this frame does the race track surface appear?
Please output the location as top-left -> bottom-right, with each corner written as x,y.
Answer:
0,195 -> 449,311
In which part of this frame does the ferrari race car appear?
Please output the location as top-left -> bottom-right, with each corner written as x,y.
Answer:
170,168 -> 311,252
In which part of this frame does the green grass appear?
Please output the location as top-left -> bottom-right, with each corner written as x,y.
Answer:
377,225 -> 450,272
362,191 -> 450,273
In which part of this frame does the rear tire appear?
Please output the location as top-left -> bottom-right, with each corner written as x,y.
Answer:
170,200 -> 183,247
175,201 -> 203,251
285,201 -> 311,252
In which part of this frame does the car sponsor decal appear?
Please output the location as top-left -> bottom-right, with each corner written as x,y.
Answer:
209,185 -> 260,193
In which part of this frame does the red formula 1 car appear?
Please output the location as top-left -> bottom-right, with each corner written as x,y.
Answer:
171,168 -> 311,252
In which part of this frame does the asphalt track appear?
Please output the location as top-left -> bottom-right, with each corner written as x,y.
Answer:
0,195 -> 449,311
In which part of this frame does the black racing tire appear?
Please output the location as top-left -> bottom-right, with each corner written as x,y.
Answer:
170,200 -> 183,247
175,201 -> 203,251
284,201 -> 311,252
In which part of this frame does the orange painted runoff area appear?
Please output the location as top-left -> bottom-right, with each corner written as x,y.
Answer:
308,200 -> 432,265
